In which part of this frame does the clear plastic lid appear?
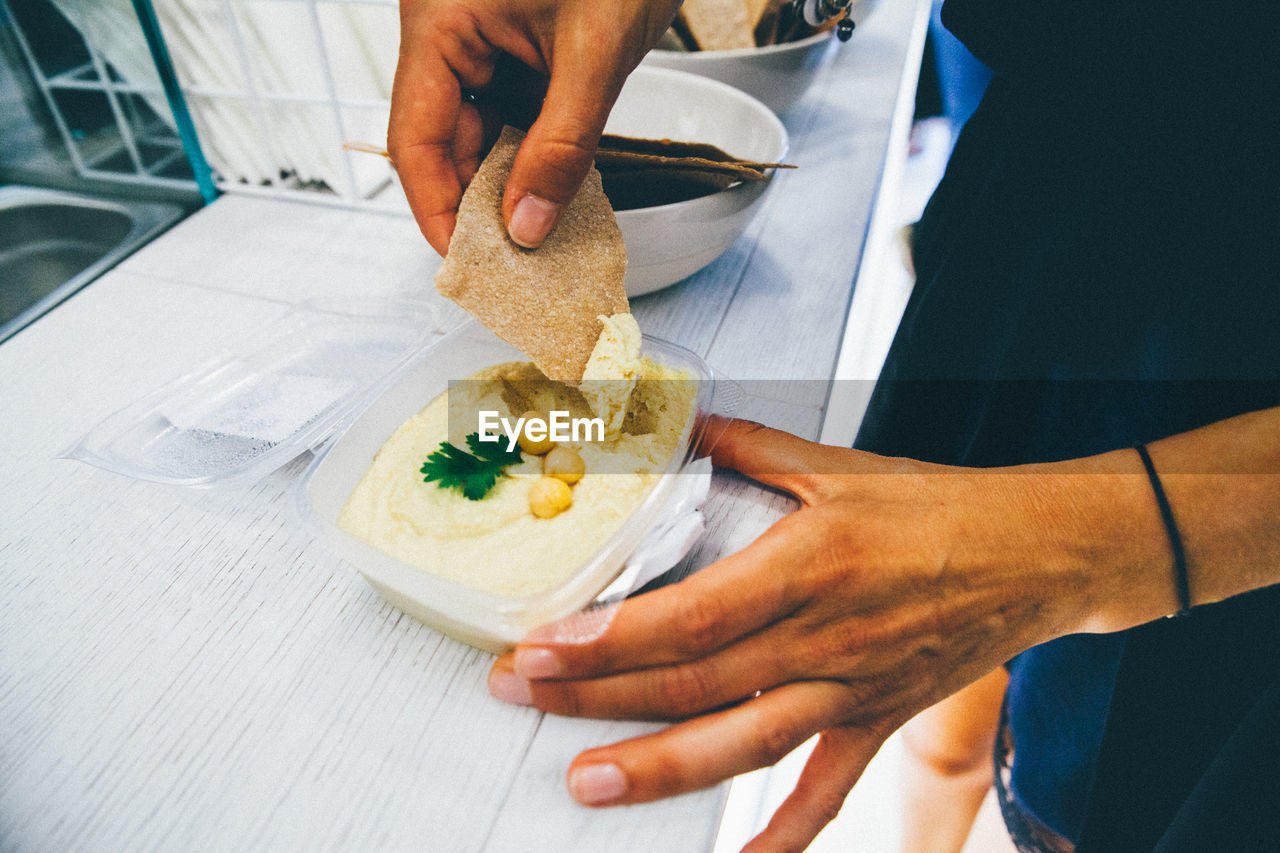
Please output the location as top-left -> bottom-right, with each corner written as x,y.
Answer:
65,298 -> 441,488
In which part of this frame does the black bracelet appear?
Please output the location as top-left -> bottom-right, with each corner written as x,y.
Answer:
1134,444 -> 1191,617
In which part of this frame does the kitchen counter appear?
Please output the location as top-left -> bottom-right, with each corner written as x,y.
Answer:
0,1 -> 930,849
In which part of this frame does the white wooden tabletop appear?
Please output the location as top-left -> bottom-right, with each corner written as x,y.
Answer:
0,2 -> 927,850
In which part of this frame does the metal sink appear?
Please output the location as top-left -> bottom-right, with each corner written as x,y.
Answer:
0,185 -> 186,344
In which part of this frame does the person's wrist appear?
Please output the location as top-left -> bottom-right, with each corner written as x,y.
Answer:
1007,451 -> 1184,636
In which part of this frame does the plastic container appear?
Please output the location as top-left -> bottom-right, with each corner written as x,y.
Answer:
65,299 -> 441,488
297,321 -> 716,653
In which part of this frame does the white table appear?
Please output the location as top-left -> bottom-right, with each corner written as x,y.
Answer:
0,1 -> 929,849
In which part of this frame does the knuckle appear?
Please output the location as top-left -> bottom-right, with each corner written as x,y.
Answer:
529,135 -> 596,184
840,675 -> 899,724
723,419 -> 767,467
384,136 -> 446,173
643,744 -> 692,794
673,595 -> 728,656
800,622 -> 871,681
824,620 -> 869,659
752,716 -> 801,765
654,663 -> 720,718
416,5 -> 482,54
810,787 -> 848,826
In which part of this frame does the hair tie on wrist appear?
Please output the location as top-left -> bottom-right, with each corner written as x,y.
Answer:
1135,444 -> 1191,617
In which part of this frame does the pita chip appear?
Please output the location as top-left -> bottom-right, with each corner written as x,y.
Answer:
678,0 -> 757,51
434,126 -> 629,385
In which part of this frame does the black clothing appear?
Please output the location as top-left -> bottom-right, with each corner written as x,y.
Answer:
854,1 -> 1280,847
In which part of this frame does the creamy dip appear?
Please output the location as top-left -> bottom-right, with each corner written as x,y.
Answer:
580,312 -> 641,436
337,358 -> 694,597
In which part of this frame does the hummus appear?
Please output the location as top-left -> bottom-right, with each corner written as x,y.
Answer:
580,312 -> 642,437
337,358 -> 695,597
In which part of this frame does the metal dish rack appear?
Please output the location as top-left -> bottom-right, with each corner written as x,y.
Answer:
145,0 -> 405,211
1,0 -> 199,194
3,0 -> 405,212
4,1 -> 852,215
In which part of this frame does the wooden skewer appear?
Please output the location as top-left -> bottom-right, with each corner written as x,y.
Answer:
342,141 -> 391,160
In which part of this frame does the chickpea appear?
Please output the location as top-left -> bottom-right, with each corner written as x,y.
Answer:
517,410 -> 555,455
542,446 -> 585,484
528,476 -> 573,519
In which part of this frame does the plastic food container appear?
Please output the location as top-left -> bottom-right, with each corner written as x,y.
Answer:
70,301 -> 718,654
297,321 -> 716,653
66,299 -> 442,488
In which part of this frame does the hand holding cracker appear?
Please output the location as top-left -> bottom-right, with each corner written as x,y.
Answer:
388,0 -> 681,255
435,127 -> 630,386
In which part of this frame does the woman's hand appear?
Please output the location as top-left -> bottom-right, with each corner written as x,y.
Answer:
389,0 -> 679,255
488,416 -> 1180,851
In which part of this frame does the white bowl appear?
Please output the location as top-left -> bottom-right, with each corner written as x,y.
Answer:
639,0 -> 879,115
607,66 -> 788,297
641,30 -> 837,116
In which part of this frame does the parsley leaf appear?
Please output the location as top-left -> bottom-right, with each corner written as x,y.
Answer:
421,432 -> 522,500
466,432 -> 524,466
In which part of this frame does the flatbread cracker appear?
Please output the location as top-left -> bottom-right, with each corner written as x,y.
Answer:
595,150 -> 781,180
600,168 -> 738,210
434,127 -> 628,385
746,0 -> 777,31
601,134 -> 736,162
678,0 -> 757,51
599,134 -> 793,171
754,0 -> 787,45
595,134 -> 794,209
665,0 -> 816,49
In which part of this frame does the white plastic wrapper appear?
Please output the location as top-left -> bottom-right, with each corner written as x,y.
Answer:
592,455 -> 713,605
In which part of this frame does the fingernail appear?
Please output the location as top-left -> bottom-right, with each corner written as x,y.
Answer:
508,194 -> 560,248
525,602 -> 621,646
514,647 -> 563,679
488,670 -> 532,706
569,764 -> 627,805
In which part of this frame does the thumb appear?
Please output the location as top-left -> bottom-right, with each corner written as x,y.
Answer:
501,37 -> 630,249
